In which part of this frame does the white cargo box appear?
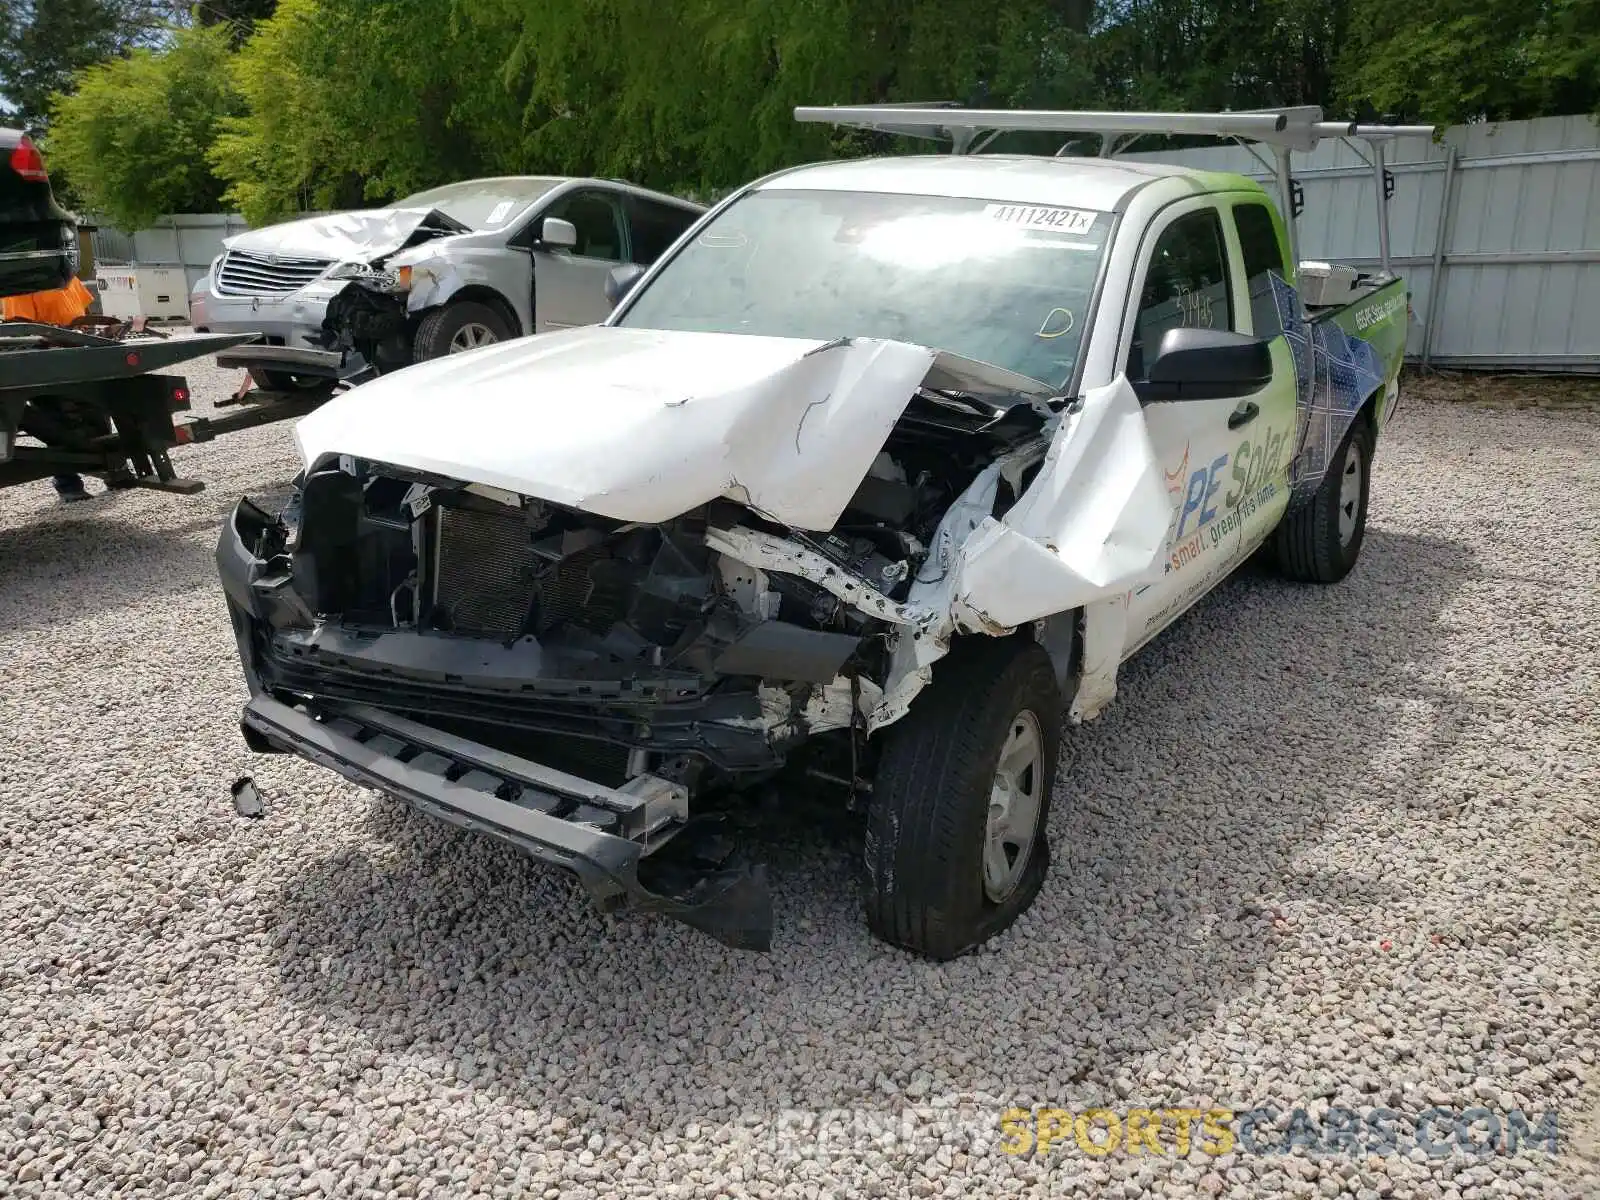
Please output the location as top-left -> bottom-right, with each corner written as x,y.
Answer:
1297,261 -> 1370,309
94,265 -> 191,321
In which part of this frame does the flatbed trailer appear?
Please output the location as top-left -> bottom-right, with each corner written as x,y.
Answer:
0,323 -> 333,496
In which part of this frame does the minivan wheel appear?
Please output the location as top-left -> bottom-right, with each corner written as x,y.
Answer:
863,638 -> 1062,960
247,366 -> 329,392
413,301 -> 514,361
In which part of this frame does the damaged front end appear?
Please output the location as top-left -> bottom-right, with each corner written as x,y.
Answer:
217,363 -> 1058,950
320,282 -> 411,374
308,209 -> 468,372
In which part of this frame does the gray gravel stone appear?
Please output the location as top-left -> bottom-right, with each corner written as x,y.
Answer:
2,367 -> 1598,1199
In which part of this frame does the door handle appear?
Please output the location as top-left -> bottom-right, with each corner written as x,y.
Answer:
1227,401 -> 1259,430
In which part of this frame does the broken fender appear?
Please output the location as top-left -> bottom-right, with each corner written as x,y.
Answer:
950,378 -> 1172,630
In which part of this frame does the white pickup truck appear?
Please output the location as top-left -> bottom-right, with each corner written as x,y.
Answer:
218,106 -> 1428,958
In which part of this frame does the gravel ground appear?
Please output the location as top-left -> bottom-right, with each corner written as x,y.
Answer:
1,357 -> 1598,1199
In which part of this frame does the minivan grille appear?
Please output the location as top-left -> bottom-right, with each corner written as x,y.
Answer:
215,248 -> 332,296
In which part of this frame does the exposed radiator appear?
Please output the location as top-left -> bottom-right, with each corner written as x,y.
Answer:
432,504 -> 539,638
430,504 -> 632,640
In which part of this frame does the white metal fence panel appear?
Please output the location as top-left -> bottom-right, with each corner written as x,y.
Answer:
1128,115 -> 1600,372
90,212 -> 251,295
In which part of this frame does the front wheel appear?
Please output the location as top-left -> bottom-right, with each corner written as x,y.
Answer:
1273,417 -> 1374,584
247,366 -> 330,392
412,301 -> 515,361
863,638 -> 1062,960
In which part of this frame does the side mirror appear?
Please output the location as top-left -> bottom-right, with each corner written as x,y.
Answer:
1138,327 -> 1272,402
539,217 -> 578,250
605,263 -> 646,308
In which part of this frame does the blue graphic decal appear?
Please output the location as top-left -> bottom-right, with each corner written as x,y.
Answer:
1269,273 -> 1386,505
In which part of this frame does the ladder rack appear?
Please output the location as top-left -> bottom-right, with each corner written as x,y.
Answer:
793,104 -> 1436,278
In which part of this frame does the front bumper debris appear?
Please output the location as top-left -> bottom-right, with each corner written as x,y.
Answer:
215,344 -> 346,380
240,695 -> 774,950
193,276 -> 371,379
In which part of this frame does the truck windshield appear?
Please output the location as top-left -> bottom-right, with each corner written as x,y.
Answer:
616,188 -> 1114,386
396,177 -> 565,231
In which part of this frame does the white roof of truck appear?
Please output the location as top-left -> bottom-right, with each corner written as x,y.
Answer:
757,154 -> 1217,210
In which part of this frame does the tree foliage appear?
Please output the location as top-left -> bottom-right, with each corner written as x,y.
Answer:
0,0 -> 126,130
477,0 -> 1102,196
1092,0 -> 1352,112
44,22 -> 242,226
1340,0 -> 1600,123
209,0 -> 528,224
20,0 -> 1600,227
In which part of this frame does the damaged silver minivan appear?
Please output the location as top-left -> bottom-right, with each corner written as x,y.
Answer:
192,176 -> 704,387
219,115 -> 1404,958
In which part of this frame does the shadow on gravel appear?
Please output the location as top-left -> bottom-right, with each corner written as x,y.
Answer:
0,512 -> 227,632
268,526 -> 1479,1118
0,475 -> 299,637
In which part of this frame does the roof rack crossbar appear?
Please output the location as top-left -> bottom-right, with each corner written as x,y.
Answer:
791,103 -> 1438,287
795,105 -> 1305,147
1348,124 -> 1437,139
793,105 -> 1434,154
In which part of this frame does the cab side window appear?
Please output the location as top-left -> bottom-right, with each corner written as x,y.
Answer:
1127,208 -> 1234,382
1233,202 -> 1287,338
544,191 -> 625,261
628,198 -> 699,265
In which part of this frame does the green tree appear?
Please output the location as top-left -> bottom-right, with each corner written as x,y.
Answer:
124,0 -> 281,43
479,0 -> 1102,196
188,0 -> 1600,231
210,0 -> 528,224
206,0 -> 338,222
0,0 -> 125,130
1090,0 -> 1350,113
45,21 -> 241,227
1339,0 -> 1600,123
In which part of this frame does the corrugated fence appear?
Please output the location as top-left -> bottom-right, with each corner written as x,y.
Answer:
89,115 -> 1598,371
90,212 -> 250,296
1128,114 -> 1600,373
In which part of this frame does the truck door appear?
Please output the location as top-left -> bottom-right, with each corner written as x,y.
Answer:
1122,199 -> 1258,652
1224,197 -> 1300,553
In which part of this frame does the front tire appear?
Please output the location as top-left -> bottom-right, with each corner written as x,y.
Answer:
863,638 -> 1062,960
412,300 -> 514,361
1273,416 -> 1373,584
247,366 -> 329,392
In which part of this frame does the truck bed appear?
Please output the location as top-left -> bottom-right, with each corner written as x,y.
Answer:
1307,274 -> 1410,383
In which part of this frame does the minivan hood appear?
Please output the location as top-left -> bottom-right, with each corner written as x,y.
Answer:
224,207 -> 462,262
292,326 -> 1055,531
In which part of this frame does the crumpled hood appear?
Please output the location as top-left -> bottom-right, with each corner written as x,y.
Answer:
293,326 -> 1052,531
224,207 -> 458,263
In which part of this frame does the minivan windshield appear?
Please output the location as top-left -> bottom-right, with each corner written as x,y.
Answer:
615,188 -> 1114,386
396,177 -> 565,231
